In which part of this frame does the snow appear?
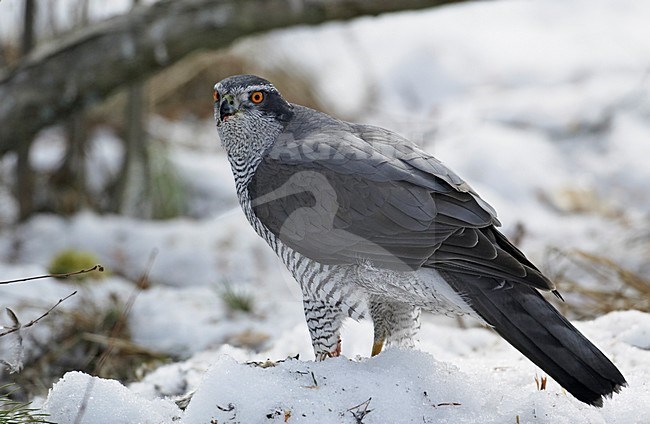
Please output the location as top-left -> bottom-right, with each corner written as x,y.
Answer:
41,311 -> 650,423
183,350 -> 483,424
44,371 -> 180,424
1,0 -> 650,422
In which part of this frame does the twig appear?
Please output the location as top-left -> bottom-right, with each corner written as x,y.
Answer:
346,397 -> 372,413
346,397 -> 373,423
0,291 -> 77,338
246,353 -> 300,368
0,265 -> 104,285
301,370 -> 319,389
423,391 -> 462,408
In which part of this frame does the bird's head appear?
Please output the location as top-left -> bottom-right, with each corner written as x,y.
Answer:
213,75 -> 294,160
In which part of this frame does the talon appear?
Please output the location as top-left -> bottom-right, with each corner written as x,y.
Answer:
371,339 -> 384,357
327,337 -> 342,358
317,337 -> 342,360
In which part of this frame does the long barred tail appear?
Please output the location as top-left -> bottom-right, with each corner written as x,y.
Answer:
440,270 -> 627,407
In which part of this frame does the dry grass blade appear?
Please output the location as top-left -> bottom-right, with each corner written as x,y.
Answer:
81,333 -> 165,358
573,250 -> 650,295
544,247 -> 650,317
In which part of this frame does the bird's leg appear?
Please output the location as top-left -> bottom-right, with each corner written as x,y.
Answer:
371,338 -> 384,357
302,297 -> 343,361
369,297 -> 388,356
369,296 -> 420,357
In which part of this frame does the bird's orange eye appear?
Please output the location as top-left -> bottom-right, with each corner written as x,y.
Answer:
250,91 -> 264,104
213,90 -> 220,103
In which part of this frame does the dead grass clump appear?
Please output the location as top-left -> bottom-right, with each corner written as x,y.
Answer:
218,281 -> 255,315
2,293 -> 167,401
543,247 -> 650,318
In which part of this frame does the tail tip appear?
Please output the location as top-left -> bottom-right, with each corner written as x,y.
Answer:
587,380 -> 627,408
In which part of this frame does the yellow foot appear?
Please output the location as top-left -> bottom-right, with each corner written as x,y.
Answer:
371,339 -> 384,357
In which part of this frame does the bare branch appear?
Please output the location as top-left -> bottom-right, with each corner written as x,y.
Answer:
0,291 -> 77,338
0,264 -> 104,285
0,0 -> 470,152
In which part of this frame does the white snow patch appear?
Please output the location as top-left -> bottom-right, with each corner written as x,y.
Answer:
183,350 -> 486,424
44,371 -> 180,424
40,311 -> 650,424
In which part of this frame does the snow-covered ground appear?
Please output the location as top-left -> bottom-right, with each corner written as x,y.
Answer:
44,311 -> 650,424
2,0 -> 650,422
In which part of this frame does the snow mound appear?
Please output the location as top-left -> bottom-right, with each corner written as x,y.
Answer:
44,371 -> 180,424
41,312 -> 650,424
182,343 -> 645,424
184,350 -> 485,423
585,310 -> 650,351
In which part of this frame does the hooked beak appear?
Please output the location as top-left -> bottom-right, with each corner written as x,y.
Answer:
218,95 -> 238,124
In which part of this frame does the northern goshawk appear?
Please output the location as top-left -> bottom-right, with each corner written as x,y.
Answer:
213,74 -> 626,406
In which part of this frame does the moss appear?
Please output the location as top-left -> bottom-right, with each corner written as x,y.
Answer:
48,249 -> 105,281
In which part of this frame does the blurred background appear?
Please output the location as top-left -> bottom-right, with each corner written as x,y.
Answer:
0,0 -> 649,406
